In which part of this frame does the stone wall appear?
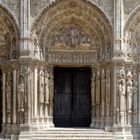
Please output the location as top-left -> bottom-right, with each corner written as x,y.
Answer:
1,0 -> 20,21
1,0 -> 140,24
124,0 -> 140,19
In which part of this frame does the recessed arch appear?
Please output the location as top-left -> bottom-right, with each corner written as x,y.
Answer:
31,0 -> 113,63
124,5 -> 140,62
0,2 -> 20,36
0,3 -> 20,60
32,0 -> 113,30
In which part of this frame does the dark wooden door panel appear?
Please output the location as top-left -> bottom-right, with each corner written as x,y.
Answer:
54,68 -> 91,127
73,69 -> 91,127
54,69 -> 72,127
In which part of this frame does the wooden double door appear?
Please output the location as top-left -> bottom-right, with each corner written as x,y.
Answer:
54,68 -> 91,127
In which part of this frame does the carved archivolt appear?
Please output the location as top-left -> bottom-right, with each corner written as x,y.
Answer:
31,0 -> 113,64
0,4 -> 19,61
124,6 -> 140,62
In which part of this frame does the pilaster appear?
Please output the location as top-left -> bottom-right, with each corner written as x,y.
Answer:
20,0 -> 31,57
113,0 -> 124,59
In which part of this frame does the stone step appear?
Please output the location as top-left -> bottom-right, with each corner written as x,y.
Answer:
31,128 -> 113,140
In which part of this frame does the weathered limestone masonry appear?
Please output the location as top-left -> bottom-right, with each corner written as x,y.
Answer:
0,0 -> 139,140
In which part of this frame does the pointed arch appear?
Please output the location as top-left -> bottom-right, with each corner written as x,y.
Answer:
0,3 -> 20,60
0,2 -> 20,36
31,0 -> 113,62
32,0 -> 113,31
124,5 -> 140,63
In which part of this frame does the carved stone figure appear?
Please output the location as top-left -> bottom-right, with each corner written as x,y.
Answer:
126,71 -> 133,113
18,76 -> 25,112
133,71 -> 138,124
101,69 -> 105,104
6,72 -> 12,114
44,71 -> 50,117
45,71 -> 50,105
39,70 -> 45,116
106,69 -> 111,117
67,26 -> 79,48
118,78 -> 126,112
96,70 -> 100,104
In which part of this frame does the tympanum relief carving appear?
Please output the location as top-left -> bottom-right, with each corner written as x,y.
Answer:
45,25 -> 97,64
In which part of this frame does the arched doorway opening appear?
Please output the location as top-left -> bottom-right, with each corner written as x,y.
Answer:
53,67 -> 91,127
31,0 -> 113,129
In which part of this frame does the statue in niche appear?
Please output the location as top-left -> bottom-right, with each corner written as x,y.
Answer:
126,71 -> 133,113
39,70 -> 45,116
18,75 -> 25,112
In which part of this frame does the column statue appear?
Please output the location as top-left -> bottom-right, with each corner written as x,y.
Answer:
39,70 -> 45,117
133,71 -> 138,124
96,71 -> 100,104
126,71 -> 133,113
18,76 -> 25,112
118,69 -> 126,125
18,75 -> 25,124
6,72 -> 12,123
45,70 -> 50,117
101,69 -> 105,107
106,69 -> 111,117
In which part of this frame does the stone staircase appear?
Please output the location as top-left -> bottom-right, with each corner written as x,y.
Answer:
31,128 -> 113,140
